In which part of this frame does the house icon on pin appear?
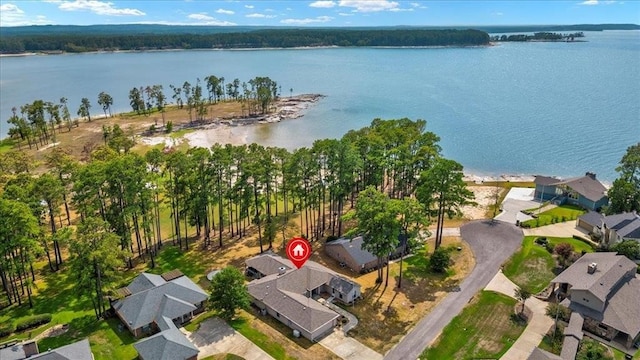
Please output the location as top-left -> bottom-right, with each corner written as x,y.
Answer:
292,244 -> 305,257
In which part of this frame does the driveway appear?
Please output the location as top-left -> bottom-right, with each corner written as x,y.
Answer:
485,271 -> 554,360
319,330 -> 383,360
494,187 -> 539,224
523,221 -> 590,239
185,317 -> 273,360
385,220 -> 523,360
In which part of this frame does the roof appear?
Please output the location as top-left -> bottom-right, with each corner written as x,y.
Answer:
246,254 -> 360,335
551,175 -> 607,202
534,175 -> 560,186
245,253 -> 293,276
578,211 -> 604,228
604,212 -> 640,239
133,318 -> 199,360
563,312 -> 584,340
127,273 -> 166,294
0,340 -> 93,360
326,236 -> 377,267
113,272 -> 208,330
527,347 -> 563,360
552,252 -> 636,303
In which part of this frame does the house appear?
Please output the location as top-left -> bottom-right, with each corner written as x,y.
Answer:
534,172 -> 608,211
133,316 -> 198,360
0,339 -> 93,360
245,253 -> 361,341
551,252 -> 640,350
577,211 -> 640,247
325,235 -> 408,273
112,269 -> 208,338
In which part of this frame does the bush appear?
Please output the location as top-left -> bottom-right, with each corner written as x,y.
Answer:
545,303 -> 571,322
14,314 -> 52,332
165,121 -> 173,133
0,323 -> 15,338
430,247 -> 451,273
535,237 -> 548,245
325,235 -> 338,243
545,242 -> 555,254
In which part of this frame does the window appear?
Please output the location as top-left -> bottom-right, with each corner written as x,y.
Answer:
276,312 -> 280,318
583,298 -> 589,303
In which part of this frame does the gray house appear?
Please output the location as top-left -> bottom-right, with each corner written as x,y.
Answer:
534,173 -> 608,211
577,211 -> 640,247
551,252 -> 640,350
246,253 -> 361,341
0,339 -> 93,360
112,270 -> 208,338
133,316 -> 198,360
325,235 -> 408,273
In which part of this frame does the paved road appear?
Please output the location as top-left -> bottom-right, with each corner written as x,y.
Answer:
384,220 -> 523,360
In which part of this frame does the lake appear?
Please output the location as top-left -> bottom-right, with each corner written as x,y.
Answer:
1,31 -> 639,181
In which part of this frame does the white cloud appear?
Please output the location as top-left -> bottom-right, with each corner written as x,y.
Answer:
410,2 -> 420,7
216,8 -> 235,15
58,0 -> 145,16
188,13 -> 214,21
280,15 -> 333,25
579,0 -> 599,4
0,3 -> 52,26
389,7 -> 413,12
244,5 -> 254,8
246,13 -> 276,18
338,0 -> 399,12
338,12 -> 353,16
310,1 -> 336,8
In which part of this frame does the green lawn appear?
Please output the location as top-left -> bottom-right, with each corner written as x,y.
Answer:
521,205 -> 586,228
611,347 -> 640,360
421,291 -> 526,360
229,316 -> 295,360
503,236 -> 594,293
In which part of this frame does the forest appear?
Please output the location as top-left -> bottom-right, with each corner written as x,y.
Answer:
0,28 -> 490,53
491,32 -> 585,42
0,116 -> 477,318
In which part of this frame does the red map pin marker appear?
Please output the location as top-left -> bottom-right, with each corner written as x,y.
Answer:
286,237 -> 311,269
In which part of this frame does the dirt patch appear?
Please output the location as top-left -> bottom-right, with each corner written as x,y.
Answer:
460,186 -> 500,220
34,324 -> 69,341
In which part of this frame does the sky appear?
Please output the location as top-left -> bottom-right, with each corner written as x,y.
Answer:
0,0 -> 639,27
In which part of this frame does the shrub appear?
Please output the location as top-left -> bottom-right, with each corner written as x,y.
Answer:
535,237 -> 548,245
0,323 -> 15,338
545,303 -> 571,322
545,242 -> 555,254
165,121 -> 173,133
149,124 -> 156,133
325,235 -> 338,243
14,314 -> 52,332
430,247 -> 451,273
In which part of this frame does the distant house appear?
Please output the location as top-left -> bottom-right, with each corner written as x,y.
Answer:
534,172 -> 608,211
577,211 -> 640,247
325,235 -> 407,273
551,252 -> 640,350
112,269 -> 208,338
0,339 -> 93,360
245,253 -> 361,341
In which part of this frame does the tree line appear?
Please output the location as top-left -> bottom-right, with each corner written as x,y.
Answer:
0,118 -> 475,315
0,29 -> 490,54
5,74 -> 280,149
491,32 -> 585,42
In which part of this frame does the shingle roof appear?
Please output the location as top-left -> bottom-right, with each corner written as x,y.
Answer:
326,237 -> 377,267
133,318 -> 199,360
604,212 -> 640,239
246,254 -> 360,335
578,211 -> 604,228
127,273 -> 166,294
31,339 -> 93,360
534,175 -> 560,186
113,272 -> 208,330
527,347 -> 563,360
245,253 -> 293,276
552,252 -> 636,302
551,175 -> 607,202
563,312 -> 584,340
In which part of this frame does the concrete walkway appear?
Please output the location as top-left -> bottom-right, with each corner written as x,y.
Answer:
319,298 -> 359,334
485,271 -> 554,360
319,330 -> 383,360
494,187 -> 539,225
184,317 -> 274,360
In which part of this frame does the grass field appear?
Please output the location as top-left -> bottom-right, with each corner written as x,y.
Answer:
521,204 -> 586,228
503,236 -> 594,293
421,291 -> 526,360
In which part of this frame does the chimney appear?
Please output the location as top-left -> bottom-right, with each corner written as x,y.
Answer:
588,262 -> 597,274
585,172 -> 596,180
277,266 -> 287,276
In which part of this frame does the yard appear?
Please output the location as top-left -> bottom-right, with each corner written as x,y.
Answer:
341,236 -> 475,354
420,291 -> 526,360
521,204 -> 586,228
503,236 -> 594,293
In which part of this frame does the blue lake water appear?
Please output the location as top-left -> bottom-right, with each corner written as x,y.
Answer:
1,31 -> 639,181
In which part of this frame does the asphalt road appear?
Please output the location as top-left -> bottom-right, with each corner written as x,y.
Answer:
384,220 -> 523,360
